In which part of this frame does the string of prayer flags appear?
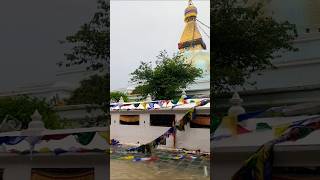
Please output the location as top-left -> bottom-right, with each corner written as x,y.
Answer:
232,143 -> 274,180
213,116 -> 320,142
3,147 -> 105,156
176,108 -> 195,131
233,116 -> 320,179
110,98 -> 209,111
0,131 -> 106,147
236,107 -> 287,122
198,99 -> 210,106
282,122 -> 318,142
127,127 -> 175,153
0,136 -> 25,145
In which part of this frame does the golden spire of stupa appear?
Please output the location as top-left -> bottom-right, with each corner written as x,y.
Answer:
178,0 -> 206,52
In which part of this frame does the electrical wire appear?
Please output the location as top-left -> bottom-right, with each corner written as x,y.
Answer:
198,22 -> 210,39
196,19 -> 210,29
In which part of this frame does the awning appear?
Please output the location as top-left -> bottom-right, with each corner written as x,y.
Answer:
119,115 -> 139,122
191,115 -> 210,126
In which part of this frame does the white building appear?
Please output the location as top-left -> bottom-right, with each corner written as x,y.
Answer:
0,111 -> 108,180
110,99 -> 210,152
212,115 -> 320,179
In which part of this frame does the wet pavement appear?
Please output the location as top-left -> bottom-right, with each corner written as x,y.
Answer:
110,145 -> 210,180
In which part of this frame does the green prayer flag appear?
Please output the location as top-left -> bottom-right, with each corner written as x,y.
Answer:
256,122 -> 272,130
211,115 -> 222,134
74,132 -> 96,145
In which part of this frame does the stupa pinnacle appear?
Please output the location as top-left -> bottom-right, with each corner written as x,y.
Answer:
178,0 -> 206,52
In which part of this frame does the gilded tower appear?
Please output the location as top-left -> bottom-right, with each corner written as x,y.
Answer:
178,0 -> 207,52
179,0 -> 210,97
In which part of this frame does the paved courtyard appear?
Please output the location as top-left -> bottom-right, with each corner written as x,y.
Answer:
110,145 -> 210,180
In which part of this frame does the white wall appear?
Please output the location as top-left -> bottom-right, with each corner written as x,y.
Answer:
111,111 -> 210,152
0,154 -> 107,180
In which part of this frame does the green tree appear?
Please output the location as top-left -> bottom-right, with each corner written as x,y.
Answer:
0,96 -> 63,130
110,91 -> 129,102
131,51 -> 202,100
58,0 -> 109,71
56,0 -> 109,127
211,0 -> 298,94
67,74 -> 108,106
66,74 -> 108,127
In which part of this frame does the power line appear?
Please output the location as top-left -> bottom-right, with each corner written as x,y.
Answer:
198,22 -> 210,39
196,19 -> 210,29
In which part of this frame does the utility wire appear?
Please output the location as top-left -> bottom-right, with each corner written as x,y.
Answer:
198,22 -> 210,39
196,19 -> 210,29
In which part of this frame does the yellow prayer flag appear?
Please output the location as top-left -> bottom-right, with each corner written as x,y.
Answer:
274,124 -> 290,137
177,98 -> 184,105
98,132 -> 108,140
142,102 -> 147,110
39,147 -> 51,153
195,99 -> 201,106
222,116 -> 237,135
120,155 -> 134,160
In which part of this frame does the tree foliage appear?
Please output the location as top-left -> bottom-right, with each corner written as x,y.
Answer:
211,0 -> 298,94
131,51 -> 202,100
66,74 -> 108,126
58,0 -> 109,71
0,96 -> 63,130
67,74 -> 108,107
110,91 -> 129,102
58,0 -> 109,126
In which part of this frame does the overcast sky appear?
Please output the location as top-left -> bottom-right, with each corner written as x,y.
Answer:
0,0 -> 209,92
110,0 -> 210,90
0,0 -> 97,91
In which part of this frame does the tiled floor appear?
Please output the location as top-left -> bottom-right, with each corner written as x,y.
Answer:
110,146 -> 210,180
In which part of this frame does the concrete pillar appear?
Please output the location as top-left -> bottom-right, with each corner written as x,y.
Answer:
140,114 -> 149,127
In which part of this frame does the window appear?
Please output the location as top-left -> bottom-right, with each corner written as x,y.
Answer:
190,115 -> 210,128
150,114 -> 175,127
119,115 -> 139,125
